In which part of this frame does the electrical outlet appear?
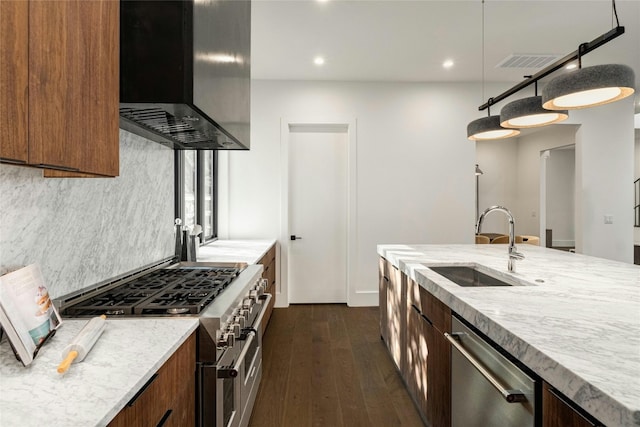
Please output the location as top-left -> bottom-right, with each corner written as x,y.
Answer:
604,215 -> 614,224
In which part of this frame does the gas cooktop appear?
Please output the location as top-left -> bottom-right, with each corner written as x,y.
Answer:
60,265 -> 242,317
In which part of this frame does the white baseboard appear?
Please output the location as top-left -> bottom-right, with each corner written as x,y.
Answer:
553,239 -> 575,247
349,290 -> 378,307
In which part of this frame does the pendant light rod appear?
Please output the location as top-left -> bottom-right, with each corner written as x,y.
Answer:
478,25 -> 625,111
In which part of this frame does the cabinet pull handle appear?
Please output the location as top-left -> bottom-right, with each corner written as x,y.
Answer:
445,332 -> 527,403
0,157 -> 27,165
126,373 -> 158,407
37,163 -> 80,172
156,409 -> 173,427
411,304 -> 421,314
420,313 -> 434,326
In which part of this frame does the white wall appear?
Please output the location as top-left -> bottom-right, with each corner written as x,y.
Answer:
475,139 -> 518,234
221,80 -> 491,306
546,147 -> 575,247
476,125 -> 577,236
573,98 -> 635,263
515,125 -> 578,236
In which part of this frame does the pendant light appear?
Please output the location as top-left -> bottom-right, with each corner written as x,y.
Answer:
542,63 -> 635,110
468,104 -> 520,140
542,1 -> 634,110
501,81 -> 569,128
467,0 -> 520,141
470,0 -> 633,135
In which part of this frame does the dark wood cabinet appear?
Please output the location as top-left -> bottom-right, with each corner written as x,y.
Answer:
108,333 -> 196,427
380,258 -> 451,427
543,382 -> 602,427
380,258 -> 404,372
0,1 -> 29,165
424,311 -> 451,427
406,299 -> 429,417
258,243 -> 277,335
378,257 -> 389,344
0,0 -> 119,177
404,276 -> 451,427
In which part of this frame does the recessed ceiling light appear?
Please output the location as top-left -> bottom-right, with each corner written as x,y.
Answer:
443,59 -> 454,69
314,56 -> 325,66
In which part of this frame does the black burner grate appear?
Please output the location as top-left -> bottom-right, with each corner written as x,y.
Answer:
63,267 -> 239,317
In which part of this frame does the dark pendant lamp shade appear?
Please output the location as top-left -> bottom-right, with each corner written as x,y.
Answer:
500,96 -> 568,128
542,64 -> 635,110
467,115 -> 520,141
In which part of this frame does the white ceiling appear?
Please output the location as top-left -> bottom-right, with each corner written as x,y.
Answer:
251,0 -> 640,102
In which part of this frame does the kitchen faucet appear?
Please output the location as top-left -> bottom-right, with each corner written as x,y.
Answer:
475,206 -> 525,273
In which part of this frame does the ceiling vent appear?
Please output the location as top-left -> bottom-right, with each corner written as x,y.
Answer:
496,54 -> 563,69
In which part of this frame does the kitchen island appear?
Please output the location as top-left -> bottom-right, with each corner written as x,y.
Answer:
378,244 -> 640,427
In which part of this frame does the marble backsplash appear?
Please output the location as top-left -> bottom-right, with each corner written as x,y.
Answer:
0,130 -> 175,298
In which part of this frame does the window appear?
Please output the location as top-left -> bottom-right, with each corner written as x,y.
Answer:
175,151 -> 218,244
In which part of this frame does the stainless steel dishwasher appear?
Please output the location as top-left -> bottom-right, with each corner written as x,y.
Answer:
446,315 -> 536,427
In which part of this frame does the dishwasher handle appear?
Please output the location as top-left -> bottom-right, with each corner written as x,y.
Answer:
445,332 -> 527,403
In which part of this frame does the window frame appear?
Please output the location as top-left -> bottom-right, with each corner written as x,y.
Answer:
175,150 -> 218,244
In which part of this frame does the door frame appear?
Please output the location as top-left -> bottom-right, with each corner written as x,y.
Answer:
278,118 -> 358,307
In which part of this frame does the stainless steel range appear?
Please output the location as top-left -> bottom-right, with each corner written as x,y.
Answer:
55,259 -> 271,427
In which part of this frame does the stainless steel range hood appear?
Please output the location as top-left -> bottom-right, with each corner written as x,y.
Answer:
119,0 -> 250,150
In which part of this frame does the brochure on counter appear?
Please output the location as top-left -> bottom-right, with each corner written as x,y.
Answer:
0,264 -> 62,366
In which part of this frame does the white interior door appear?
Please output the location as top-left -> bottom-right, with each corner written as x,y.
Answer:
288,126 -> 347,303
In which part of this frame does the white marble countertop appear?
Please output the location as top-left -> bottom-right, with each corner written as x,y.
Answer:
0,317 -> 198,427
197,239 -> 276,265
377,244 -> 640,427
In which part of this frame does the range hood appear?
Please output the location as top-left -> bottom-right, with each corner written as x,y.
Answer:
119,0 -> 250,150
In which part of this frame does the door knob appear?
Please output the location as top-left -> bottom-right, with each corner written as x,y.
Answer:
290,235 -> 303,241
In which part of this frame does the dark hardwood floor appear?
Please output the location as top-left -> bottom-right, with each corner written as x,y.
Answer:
248,304 -> 425,427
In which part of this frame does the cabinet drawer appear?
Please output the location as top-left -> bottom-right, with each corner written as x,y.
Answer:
258,245 -> 276,268
419,286 -> 450,334
258,245 -> 276,285
261,282 -> 276,335
379,257 -> 389,279
108,333 -> 196,427
264,257 -> 276,287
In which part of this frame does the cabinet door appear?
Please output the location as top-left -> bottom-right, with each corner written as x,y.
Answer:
259,245 -> 277,334
406,303 -> 429,416
29,0 -> 119,176
543,383 -> 601,427
108,334 -> 196,427
427,322 -> 451,427
378,257 -> 389,344
0,0 -> 29,164
419,285 -> 451,427
386,262 -> 404,371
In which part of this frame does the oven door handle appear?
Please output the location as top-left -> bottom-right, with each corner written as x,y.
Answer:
252,293 -> 273,330
218,331 -> 256,378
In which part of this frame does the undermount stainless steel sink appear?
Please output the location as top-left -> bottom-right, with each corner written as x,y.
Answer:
430,266 -> 513,287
